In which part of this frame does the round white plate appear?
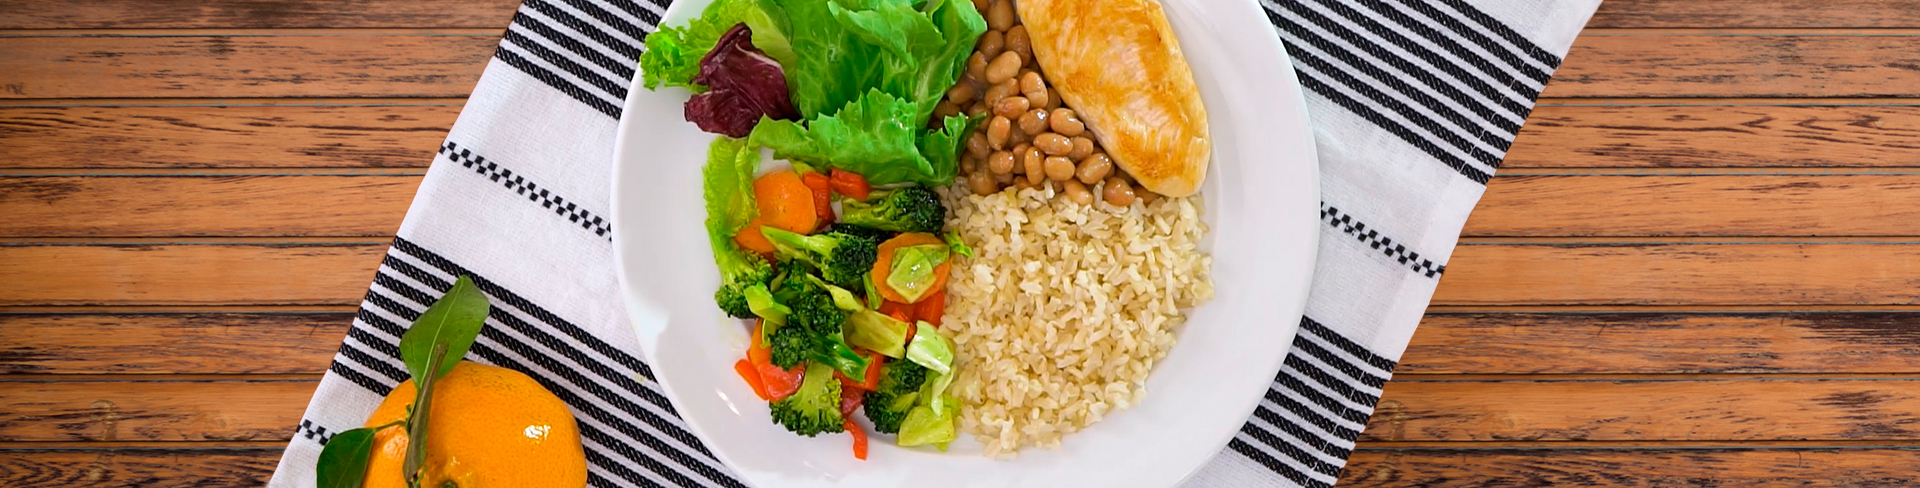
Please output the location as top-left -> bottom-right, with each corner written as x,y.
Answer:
612,0 -> 1319,486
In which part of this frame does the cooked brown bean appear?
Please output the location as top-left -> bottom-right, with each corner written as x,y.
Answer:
1033,133 -> 1073,156
960,155 -> 978,175
1013,177 -> 1035,191
933,100 -> 960,120
988,150 -> 1015,174
1102,177 -> 1136,206
992,96 -> 1030,118
1007,126 -> 1031,146
985,51 -> 1023,84
994,171 -> 1013,185
1062,179 -> 1093,204
987,0 -> 1015,31
983,80 -> 1016,105
969,171 -> 999,195
1023,152 -> 1046,185
1006,25 -> 1031,64
1077,152 -> 1113,184
1043,156 -> 1076,181
966,52 -> 988,82
1023,86 -> 1049,110
1017,108 -> 1049,135
1068,135 -> 1095,160
1045,91 -> 1062,109
970,0 -> 990,15
966,101 -> 989,117
978,30 -> 1006,60
948,83 -> 978,105
1049,108 -> 1084,136
966,131 -> 990,160
986,116 -> 1012,149
1019,72 -> 1045,94
1022,146 -> 1044,178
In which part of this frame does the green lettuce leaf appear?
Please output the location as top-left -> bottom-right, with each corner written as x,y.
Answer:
702,137 -> 760,251
640,0 -> 793,91
749,90 -> 973,186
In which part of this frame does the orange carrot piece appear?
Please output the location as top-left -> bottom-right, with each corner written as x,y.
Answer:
753,170 -> 819,234
734,219 -> 776,256
829,169 -> 871,201
870,233 -> 953,304
915,289 -> 947,326
846,419 -> 869,460
802,171 -> 835,224
735,359 -> 771,401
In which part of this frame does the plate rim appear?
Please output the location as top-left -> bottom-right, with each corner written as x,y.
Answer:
610,0 -> 1321,485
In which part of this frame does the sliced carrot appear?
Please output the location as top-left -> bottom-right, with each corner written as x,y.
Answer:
834,350 -> 884,391
801,171 -> 835,224
915,289 -> 947,326
735,359 -> 771,401
734,219 -> 776,256
753,170 -> 819,234
870,233 -> 953,304
846,419 -> 868,461
829,169 -> 871,201
878,300 -> 913,320
748,320 -> 771,366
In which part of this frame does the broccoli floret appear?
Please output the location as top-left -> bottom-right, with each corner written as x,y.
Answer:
760,228 -> 878,291
838,186 -> 945,234
829,223 -> 898,244
771,362 -> 846,436
862,359 -> 929,434
713,245 -> 774,318
766,320 -> 812,369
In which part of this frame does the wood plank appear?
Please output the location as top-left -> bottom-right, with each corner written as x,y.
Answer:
0,176 -> 418,237
1507,105 -> 1920,169
16,241 -> 1920,306
1548,34 -> 1920,98
1363,379 -> 1920,442
1589,1 -> 1920,28
0,0 -> 520,29
0,448 -> 278,487
0,35 -> 494,99
0,244 -> 384,306
0,105 -> 457,169
1403,313 -> 1920,375
1340,447 -> 1920,487
0,379 -> 311,441
16,173 -> 1920,238
9,311 -> 1916,376
1467,175 -> 1920,237
1436,242 -> 1920,306
0,313 -> 348,374
6,34 -> 1920,99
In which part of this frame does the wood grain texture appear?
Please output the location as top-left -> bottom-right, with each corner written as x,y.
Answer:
1589,0 -> 1920,28
0,0 -> 521,29
0,35 -> 494,99
0,244 -> 384,306
1340,447 -> 1920,487
0,448 -> 279,487
1508,105 -> 1920,169
1403,313 -> 1920,375
1363,379 -> 1920,442
0,105 -> 457,169
1548,34 -> 1920,98
0,313 -> 349,374
1436,243 -> 1920,306
0,176 -> 418,237
1467,175 -> 1920,237
0,380 -> 311,441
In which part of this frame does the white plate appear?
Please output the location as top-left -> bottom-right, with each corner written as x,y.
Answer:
612,0 -> 1319,486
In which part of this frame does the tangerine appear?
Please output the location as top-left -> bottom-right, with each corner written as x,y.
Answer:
362,361 -> 586,488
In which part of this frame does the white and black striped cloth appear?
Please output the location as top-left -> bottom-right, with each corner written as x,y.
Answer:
268,0 -> 1599,486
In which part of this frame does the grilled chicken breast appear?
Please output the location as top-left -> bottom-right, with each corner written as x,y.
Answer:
1016,0 -> 1210,197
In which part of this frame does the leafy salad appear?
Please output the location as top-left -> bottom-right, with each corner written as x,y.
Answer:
641,0 -> 986,460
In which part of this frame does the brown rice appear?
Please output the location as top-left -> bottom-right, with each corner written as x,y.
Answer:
938,183 -> 1213,457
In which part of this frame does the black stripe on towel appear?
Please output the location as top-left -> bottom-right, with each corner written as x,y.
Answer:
1321,204 -> 1447,279
1230,438 -> 1334,488
440,142 -> 615,239
494,47 -> 624,118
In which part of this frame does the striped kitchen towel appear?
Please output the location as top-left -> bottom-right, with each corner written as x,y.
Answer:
268,0 -> 1601,486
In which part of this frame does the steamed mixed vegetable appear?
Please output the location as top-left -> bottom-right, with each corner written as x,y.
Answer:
647,0 -> 984,459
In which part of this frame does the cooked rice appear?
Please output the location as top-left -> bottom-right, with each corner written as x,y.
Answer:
937,183 -> 1213,457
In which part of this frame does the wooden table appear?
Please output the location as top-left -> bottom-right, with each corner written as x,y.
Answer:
6,0 -> 1920,485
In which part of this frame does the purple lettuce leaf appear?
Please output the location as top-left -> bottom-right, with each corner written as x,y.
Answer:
685,23 -> 799,137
